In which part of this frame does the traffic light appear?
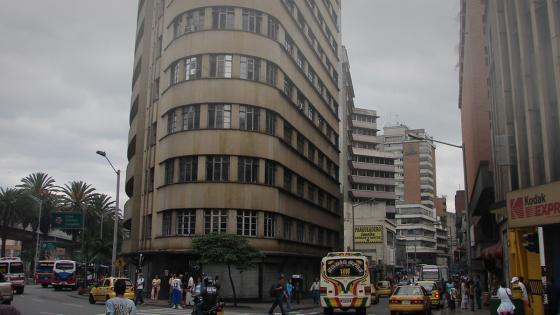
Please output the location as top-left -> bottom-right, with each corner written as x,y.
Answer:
522,232 -> 539,253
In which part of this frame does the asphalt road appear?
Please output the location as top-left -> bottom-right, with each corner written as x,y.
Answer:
11,285 -> 488,315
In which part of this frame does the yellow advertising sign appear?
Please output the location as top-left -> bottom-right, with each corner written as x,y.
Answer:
354,225 -> 383,243
507,181 -> 560,228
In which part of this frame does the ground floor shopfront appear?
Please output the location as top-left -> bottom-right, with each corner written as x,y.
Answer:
129,252 -> 321,302
506,181 -> 560,315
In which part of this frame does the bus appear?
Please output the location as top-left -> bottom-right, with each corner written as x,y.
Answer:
35,260 -> 55,288
52,260 -> 79,290
420,265 -> 440,281
320,252 -> 371,315
0,257 -> 25,294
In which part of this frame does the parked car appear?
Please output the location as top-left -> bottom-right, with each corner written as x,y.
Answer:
376,281 -> 393,297
389,285 -> 431,315
416,281 -> 442,309
0,273 -> 14,305
89,277 -> 135,304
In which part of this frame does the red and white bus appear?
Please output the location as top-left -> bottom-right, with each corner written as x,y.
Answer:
35,260 -> 55,288
52,260 -> 79,290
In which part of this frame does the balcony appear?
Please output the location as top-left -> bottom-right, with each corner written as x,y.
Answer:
350,190 -> 397,200
351,175 -> 396,186
351,133 -> 382,145
351,119 -> 378,131
350,161 -> 395,173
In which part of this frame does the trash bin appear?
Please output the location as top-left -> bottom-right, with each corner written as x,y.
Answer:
489,297 -> 525,315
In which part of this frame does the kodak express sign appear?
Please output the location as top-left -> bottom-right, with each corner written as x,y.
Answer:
507,181 -> 560,228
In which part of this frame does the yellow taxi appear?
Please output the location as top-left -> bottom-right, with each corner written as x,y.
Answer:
389,285 -> 431,315
89,277 -> 135,304
417,281 -> 442,309
376,281 -> 393,297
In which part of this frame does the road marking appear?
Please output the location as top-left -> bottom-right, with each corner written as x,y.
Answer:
61,302 -> 83,308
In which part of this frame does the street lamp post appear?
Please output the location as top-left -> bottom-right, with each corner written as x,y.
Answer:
351,198 -> 376,251
407,133 -> 471,277
28,195 -> 42,282
96,150 -> 120,277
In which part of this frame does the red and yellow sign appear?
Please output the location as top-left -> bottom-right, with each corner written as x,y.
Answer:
507,181 -> 560,228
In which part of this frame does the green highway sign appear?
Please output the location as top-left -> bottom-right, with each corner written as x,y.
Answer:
51,212 -> 82,229
41,241 -> 56,250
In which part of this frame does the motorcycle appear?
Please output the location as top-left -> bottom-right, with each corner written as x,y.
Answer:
191,295 -> 224,315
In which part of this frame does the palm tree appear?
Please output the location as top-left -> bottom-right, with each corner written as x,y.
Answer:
59,181 -> 96,244
0,187 -> 25,257
88,193 -> 115,241
17,172 -> 57,235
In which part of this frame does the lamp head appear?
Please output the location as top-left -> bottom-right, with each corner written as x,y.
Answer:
96,150 -> 106,157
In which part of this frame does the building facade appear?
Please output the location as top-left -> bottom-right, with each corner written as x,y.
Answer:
124,0 -> 342,300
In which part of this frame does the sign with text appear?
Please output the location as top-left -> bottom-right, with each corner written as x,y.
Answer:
507,181 -> 560,228
354,225 -> 383,243
51,212 -> 82,229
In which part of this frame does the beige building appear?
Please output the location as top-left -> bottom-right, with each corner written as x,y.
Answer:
124,0 -> 342,299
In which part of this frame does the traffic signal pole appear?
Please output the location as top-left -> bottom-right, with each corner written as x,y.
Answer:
538,227 -> 549,314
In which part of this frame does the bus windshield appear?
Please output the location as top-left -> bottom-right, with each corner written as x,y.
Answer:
0,263 -> 7,274
422,269 -> 439,280
55,262 -> 75,271
326,258 -> 365,277
37,263 -> 54,273
10,262 -> 23,273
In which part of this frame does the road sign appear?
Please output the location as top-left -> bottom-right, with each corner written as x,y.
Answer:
114,257 -> 126,269
51,212 -> 82,229
40,241 -> 56,251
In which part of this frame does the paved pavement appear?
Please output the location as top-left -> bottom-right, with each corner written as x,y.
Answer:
11,285 -> 490,315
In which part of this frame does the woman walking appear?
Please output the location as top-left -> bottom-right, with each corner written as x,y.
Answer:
497,282 -> 515,315
461,280 -> 469,309
285,278 -> 294,311
151,275 -> 161,301
171,275 -> 183,309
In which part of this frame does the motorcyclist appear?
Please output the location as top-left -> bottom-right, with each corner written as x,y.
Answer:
193,277 -> 219,315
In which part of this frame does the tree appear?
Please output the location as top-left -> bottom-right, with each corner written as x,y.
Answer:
59,181 -> 96,242
192,233 -> 262,306
0,188 -> 25,257
17,172 -> 58,238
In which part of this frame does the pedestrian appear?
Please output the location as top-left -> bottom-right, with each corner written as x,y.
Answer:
171,274 -> 183,309
475,275 -> 482,310
512,277 -> 529,307
497,282 -> 515,315
106,279 -> 137,315
285,278 -> 294,310
294,280 -> 301,304
446,279 -> 455,309
214,275 -> 221,291
181,274 -> 189,307
461,280 -> 469,309
135,273 -> 145,305
150,275 -> 161,301
269,276 -> 287,315
469,280 -> 475,311
186,274 -> 194,306
310,277 -> 320,305
168,274 -> 176,306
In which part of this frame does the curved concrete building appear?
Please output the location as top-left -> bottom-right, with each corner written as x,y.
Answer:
124,0 -> 342,299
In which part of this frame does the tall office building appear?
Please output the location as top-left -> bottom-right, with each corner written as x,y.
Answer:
124,0 -> 342,299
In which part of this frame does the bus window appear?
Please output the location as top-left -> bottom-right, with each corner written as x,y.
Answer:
0,263 -> 7,274
10,262 -> 23,274
55,262 -> 74,271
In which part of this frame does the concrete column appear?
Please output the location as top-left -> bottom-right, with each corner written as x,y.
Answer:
258,159 -> 266,184
257,211 -> 265,238
231,104 -> 240,129
227,209 -> 237,234
195,209 -> 204,235
200,55 -> 210,78
203,8 -> 212,30
234,8 -> 243,30
231,156 -> 239,181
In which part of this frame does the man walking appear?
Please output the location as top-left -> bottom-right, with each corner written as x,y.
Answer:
269,276 -> 287,315
310,278 -> 320,305
107,279 -> 137,315
475,275 -> 482,310
135,273 -> 145,306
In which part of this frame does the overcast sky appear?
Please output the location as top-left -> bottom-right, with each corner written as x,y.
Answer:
0,1 -> 463,212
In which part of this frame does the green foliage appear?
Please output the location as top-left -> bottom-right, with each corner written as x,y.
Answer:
192,233 -> 262,270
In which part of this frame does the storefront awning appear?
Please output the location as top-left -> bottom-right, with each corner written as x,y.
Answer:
481,242 -> 503,259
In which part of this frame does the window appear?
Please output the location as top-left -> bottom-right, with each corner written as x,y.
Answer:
186,9 -> 205,32
264,213 -> 275,238
239,105 -> 259,131
284,78 -> 294,99
240,56 -> 261,81
284,35 -> 294,55
185,56 -> 201,80
297,51 -> 305,69
307,105 -> 315,122
265,110 -> 276,135
297,176 -> 304,196
308,184 -> 316,202
318,228 -> 324,245
296,222 -> 304,242
284,218 -> 292,240
212,7 -> 234,29
164,160 -> 174,184
155,36 -> 163,59
318,190 -> 325,207
318,153 -> 325,170
148,167 -> 154,192
176,210 -> 196,235
238,157 -> 259,183
167,109 -> 177,134
179,156 -> 198,182
284,169 -> 292,191
183,105 -> 200,130
296,91 -> 305,111
308,226 -> 316,244
237,210 -> 257,236
283,123 -> 293,145
171,61 -> 181,85
307,143 -> 315,162
297,134 -> 305,153
242,9 -> 261,33
307,68 -> 315,83
268,17 -> 279,40
208,104 -> 231,128
173,15 -> 184,38
152,78 -> 160,101
206,156 -> 230,181
266,62 -> 278,86
210,55 -> 233,78
204,209 -> 228,234
265,161 -> 276,185
162,212 -> 172,236
144,214 -> 152,239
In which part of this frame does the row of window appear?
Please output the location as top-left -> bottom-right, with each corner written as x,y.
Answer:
352,114 -> 376,123
156,209 -> 338,247
352,128 -> 377,137
167,54 -> 338,146
351,169 -> 395,179
164,104 -> 339,180
352,142 -> 378,150
352,155 -> 396,166
170,6 -> 339,90
162,155 -> 340,213
351,183 -> 396,193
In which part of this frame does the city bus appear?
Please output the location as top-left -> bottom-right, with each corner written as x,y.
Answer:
52,260 -> 79,290
320,252 -> 371,315
35,260 -> 55,288
0,257 -> 25,294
